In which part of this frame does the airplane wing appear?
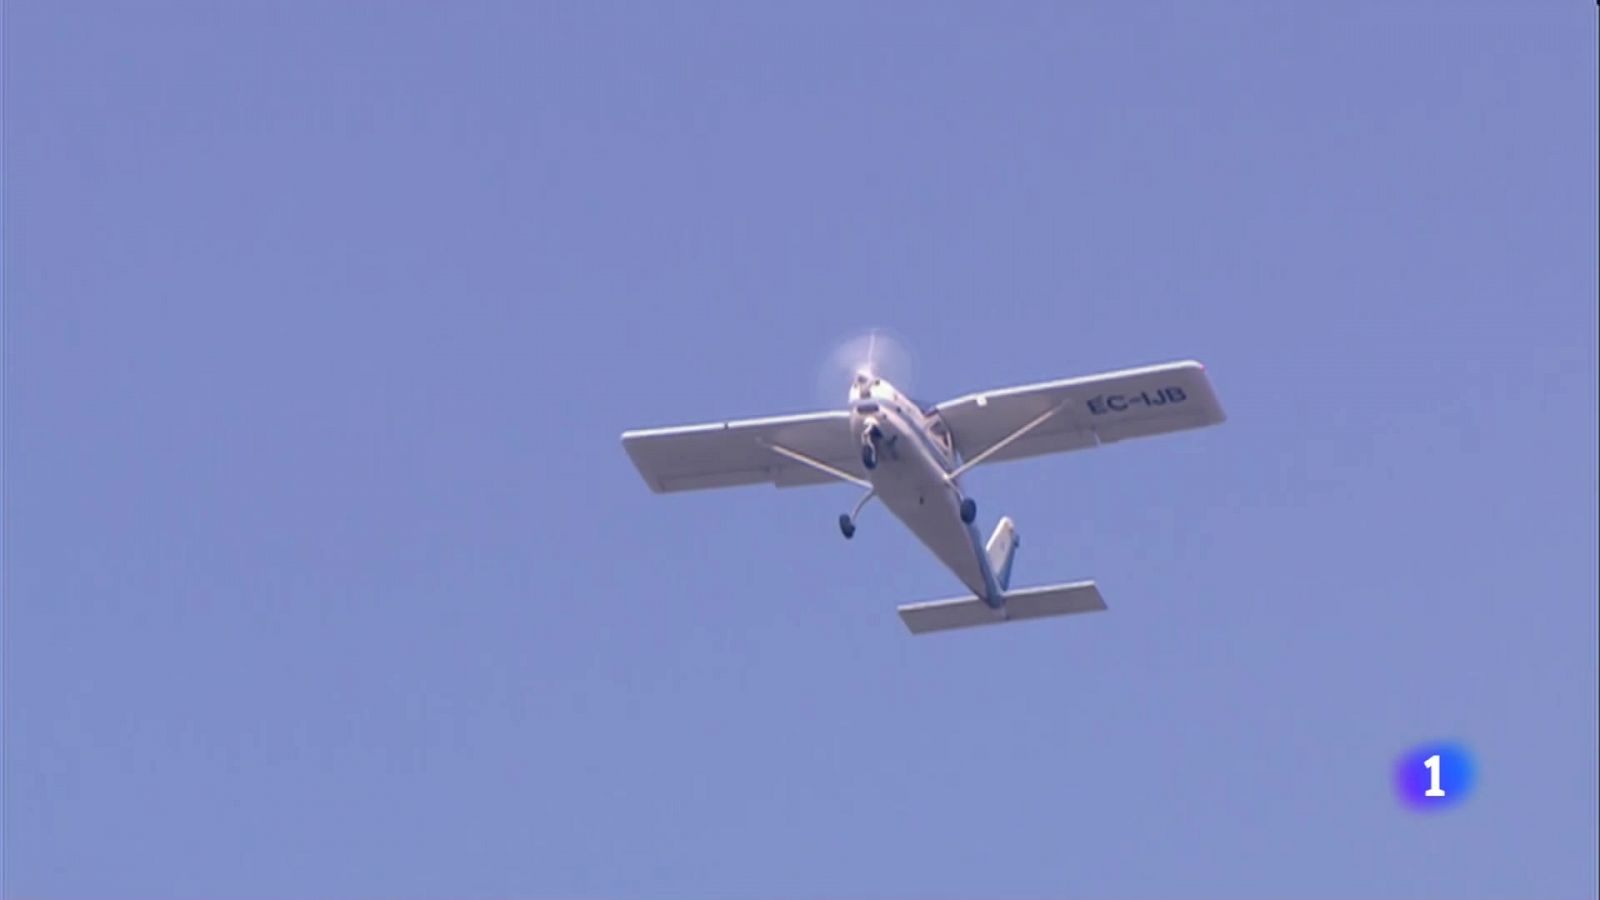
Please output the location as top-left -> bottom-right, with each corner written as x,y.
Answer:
935,360 -> 1225,468
622,410 -> 865,493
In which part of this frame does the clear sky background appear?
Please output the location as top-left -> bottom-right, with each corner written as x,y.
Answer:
5,3 -> 1596,898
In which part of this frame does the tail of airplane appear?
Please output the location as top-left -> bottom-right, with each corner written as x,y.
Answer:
899,515 -> 1105,634
897,581 -> 1105,634
985,517 -> 1019,591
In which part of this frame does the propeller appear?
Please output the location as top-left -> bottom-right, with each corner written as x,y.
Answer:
815,328 -> 915,406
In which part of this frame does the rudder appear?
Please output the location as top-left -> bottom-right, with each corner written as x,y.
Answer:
986,516 -> 1019,591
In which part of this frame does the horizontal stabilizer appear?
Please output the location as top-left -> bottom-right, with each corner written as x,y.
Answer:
897,581 -> 1105,635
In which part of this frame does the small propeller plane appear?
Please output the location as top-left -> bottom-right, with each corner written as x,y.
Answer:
622,358 -> 1225,634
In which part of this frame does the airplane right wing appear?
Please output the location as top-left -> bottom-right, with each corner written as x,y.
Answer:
622,410 -> 864,493
934,360 -> 1225,469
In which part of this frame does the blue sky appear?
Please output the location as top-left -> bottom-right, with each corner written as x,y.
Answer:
5,3 -> 1596,897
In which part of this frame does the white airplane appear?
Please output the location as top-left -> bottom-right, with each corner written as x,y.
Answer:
622,358 -> 1225,634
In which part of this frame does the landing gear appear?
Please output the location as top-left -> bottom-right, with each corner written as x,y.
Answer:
840,489 -> 875,540
960,497 -> 978,524
861,423 -> 884,470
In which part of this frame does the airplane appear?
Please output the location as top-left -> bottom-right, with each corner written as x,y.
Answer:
621,358 -> 1225,634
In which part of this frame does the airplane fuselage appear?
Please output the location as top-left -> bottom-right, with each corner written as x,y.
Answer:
849,376 -> 1004,606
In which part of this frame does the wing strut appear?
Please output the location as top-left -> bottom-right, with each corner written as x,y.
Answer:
946,403 -> 1070,482
760,441 -> 872,489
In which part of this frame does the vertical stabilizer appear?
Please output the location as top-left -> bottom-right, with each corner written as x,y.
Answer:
986,517 -> 1019,591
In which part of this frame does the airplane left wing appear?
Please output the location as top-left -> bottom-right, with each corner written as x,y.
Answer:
622,410 -> 865,493
935,360 -> 1225,469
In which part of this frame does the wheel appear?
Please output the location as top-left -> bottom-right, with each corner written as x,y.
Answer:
861,443 -> 877,470
839,514 -> 856,539
960,497 -> 977,524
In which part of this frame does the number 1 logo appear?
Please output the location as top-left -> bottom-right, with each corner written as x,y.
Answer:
1424,754 -> 1446,797
1394,742 -> 1475,811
